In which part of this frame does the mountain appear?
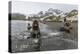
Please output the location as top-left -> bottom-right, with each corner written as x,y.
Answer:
27,8 -> 78,22
40,8 -> 65,21
41,9 -> 78,22
66,9 -> 78,17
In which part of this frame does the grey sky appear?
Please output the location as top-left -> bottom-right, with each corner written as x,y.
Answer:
12,1 -> 78,15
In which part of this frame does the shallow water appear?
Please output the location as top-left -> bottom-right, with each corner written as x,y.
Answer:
10,20 -> 77,52
11,20 -> 61,37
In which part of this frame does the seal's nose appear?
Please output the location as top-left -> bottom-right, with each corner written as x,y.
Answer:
33,39 -> 39,43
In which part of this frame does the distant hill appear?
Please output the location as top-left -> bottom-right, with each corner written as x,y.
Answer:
9,13 -> 26,20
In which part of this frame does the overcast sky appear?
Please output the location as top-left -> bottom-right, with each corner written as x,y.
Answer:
12,1 -> 78,15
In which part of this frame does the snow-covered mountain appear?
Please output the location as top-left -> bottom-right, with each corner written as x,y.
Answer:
27,8 -> 78,22
40,8 -> 66,21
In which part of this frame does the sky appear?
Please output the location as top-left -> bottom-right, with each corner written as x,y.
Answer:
12,1 -> 78,15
